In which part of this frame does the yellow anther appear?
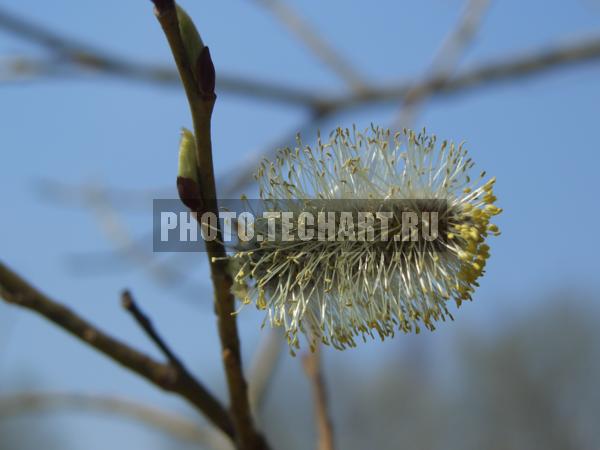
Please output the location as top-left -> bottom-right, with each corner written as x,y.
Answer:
488,224 -> 499,233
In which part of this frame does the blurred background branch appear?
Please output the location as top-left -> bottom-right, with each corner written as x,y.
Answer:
249,0 -> 367,93
0,392 -> 234,449
0,6 -> 320,107
248,328 -> 285,418
3,4 -> 600,118
302,345 -> 335,450
394,0 -> 491,128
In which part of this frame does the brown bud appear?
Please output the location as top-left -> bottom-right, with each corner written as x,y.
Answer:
177,176 -> 203,211
196,46 -> 216,100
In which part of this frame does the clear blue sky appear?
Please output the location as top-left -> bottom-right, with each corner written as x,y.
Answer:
1,0 -> 600,448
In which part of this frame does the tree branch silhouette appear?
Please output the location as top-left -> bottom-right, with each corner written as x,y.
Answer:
0,392 -> 234,449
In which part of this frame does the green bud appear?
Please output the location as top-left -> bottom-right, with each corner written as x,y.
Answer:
176,4 -> 205,67
178,127 -> 198,182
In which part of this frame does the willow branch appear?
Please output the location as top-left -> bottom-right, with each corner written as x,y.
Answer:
248,328 -> 285,417
0,392 -> 234,450
0,260 -> 234,439
150,2 -> 267,449
303,345 -> 335,450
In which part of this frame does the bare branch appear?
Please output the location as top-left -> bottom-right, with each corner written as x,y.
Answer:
326,35 -> 600,111
0,6 -> 320,108
0,392 -> 234,450
248,329 -> 285,417
250,0 -> 367,92
0,260 -> 234,439
430,0 -> 492,76
0,56 -> 63,83
303,345 -> 335,450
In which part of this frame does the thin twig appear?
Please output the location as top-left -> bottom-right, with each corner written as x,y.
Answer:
150,2 -> 268,449
302,345 -> 335,450
121,290 -> 185,371
250,0 -> 367,92
248,328 -> 285,417
83,185 -> 190,287
0,392 -> 234,450
34,178 -> 171,211
430,0 -> 492,76
395,0 -> 491,128
28,180 -> 216,309
0,260 -> 234,439
33,179 -> 208,304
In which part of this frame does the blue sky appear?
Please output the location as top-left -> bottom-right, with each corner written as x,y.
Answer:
1,0 -> 600,448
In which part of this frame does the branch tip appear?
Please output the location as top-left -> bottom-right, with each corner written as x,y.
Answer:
150,0 -> 175,13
